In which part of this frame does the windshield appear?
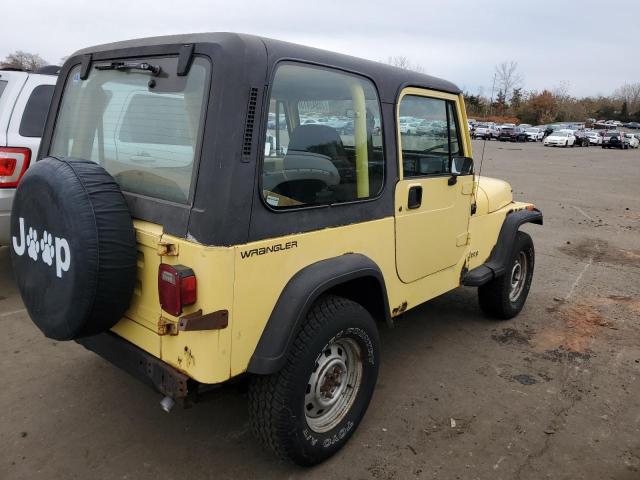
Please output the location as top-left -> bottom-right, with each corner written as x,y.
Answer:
526,128 -> 539,133
553,132 -> 568,137
50,56 -> 209,204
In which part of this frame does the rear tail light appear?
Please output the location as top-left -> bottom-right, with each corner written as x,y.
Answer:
0,147 -> 31,188
158,264 -> 197,317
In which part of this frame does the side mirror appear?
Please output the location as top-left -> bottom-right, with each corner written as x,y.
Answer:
451,156 -> 474,176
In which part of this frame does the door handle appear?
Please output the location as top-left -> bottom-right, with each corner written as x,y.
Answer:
407,185 -> 422,209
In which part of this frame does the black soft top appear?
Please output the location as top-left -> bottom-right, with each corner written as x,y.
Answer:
72,32 -> 461,101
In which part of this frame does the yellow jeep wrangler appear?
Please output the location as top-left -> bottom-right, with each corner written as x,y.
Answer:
10,33 -> 542,466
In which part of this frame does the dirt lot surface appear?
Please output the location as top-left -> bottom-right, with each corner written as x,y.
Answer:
1,140 -> 639,480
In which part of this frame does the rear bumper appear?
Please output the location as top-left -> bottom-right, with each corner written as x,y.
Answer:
77,332 -> 193,401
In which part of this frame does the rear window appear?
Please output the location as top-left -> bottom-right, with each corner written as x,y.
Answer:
50,56 -> 210,204
19,85 -> 55,138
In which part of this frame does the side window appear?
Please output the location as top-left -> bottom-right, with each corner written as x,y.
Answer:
399,95 -> 462,177
262,63 -> 384,209
19,85 -> 55,138
0,80 -> 8,99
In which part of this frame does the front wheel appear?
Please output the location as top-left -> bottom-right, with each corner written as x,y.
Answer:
478,231 -> 535,320
248,295 -> 380,466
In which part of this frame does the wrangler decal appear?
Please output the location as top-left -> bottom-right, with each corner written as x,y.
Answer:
240,240 -> 298,259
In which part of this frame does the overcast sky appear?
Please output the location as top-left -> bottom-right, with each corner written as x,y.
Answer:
2,0 -> 638,97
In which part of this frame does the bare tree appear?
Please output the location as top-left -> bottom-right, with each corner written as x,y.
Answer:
613,83 -> 640,113
1,50 -> 49,70
384,56 -> 424,73
494,61 -> 523,102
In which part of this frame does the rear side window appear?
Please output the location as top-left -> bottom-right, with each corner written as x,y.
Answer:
262,63 -> 384,209
399,95 -> 461,177
0,80 -> 7,99
19,85 -> 55,138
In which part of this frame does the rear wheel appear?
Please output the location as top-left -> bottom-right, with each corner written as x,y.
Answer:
248,295 -> 380,466
478,231 -> 534,320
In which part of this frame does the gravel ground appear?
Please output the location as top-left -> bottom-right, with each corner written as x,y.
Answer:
1,139 -> 639,480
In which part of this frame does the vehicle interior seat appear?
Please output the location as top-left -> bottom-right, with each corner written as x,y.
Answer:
264,125 -> 348,204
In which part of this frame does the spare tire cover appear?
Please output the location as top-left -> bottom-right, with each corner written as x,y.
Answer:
10,157 -> 137,340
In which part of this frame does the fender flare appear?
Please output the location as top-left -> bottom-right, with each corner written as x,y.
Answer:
247,253 -> 390,375
462,208 -> 543,286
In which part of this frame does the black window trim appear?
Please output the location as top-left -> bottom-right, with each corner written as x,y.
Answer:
257,59 -> 387,214
398,93 -> 464,180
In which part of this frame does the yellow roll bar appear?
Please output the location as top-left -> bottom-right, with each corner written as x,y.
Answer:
349,82 -> 369,198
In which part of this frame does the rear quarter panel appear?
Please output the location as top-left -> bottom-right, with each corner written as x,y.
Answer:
230,217 -> 396,377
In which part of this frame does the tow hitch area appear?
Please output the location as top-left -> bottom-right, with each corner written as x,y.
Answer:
77,332 -> 196,407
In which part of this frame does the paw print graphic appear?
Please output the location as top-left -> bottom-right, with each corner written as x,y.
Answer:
40,230 -> 55,266
26,227 -> 40,261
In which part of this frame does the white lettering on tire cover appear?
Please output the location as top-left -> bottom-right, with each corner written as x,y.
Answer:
12,217 -> 71,278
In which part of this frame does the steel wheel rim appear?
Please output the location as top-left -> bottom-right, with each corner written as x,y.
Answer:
509,252 -> 528,302
305,337 -> 363,433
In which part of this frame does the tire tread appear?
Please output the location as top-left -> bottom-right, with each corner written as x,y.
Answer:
248,295 -> 360,464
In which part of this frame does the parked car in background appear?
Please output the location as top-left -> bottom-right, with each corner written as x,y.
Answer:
489,125 -> 502,140
624,133 -> 639,148
625,122 -> 640,129
525,127 -> 544,142
472,123 -> 492,139
602,131 -> 630,149
543,125 -> 555,137
543,130 -> 576,147
499,126 -> 527,142
586,131 -> 603,145
399,116 -> 417,134
0,66 -> 58,244
572,129 -> 590,147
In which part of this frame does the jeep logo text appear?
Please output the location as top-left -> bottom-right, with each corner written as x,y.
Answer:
12,217 -> 71,278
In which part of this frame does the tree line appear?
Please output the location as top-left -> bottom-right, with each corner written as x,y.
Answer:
465,61 -> 640,124
385,57 -> 639,125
